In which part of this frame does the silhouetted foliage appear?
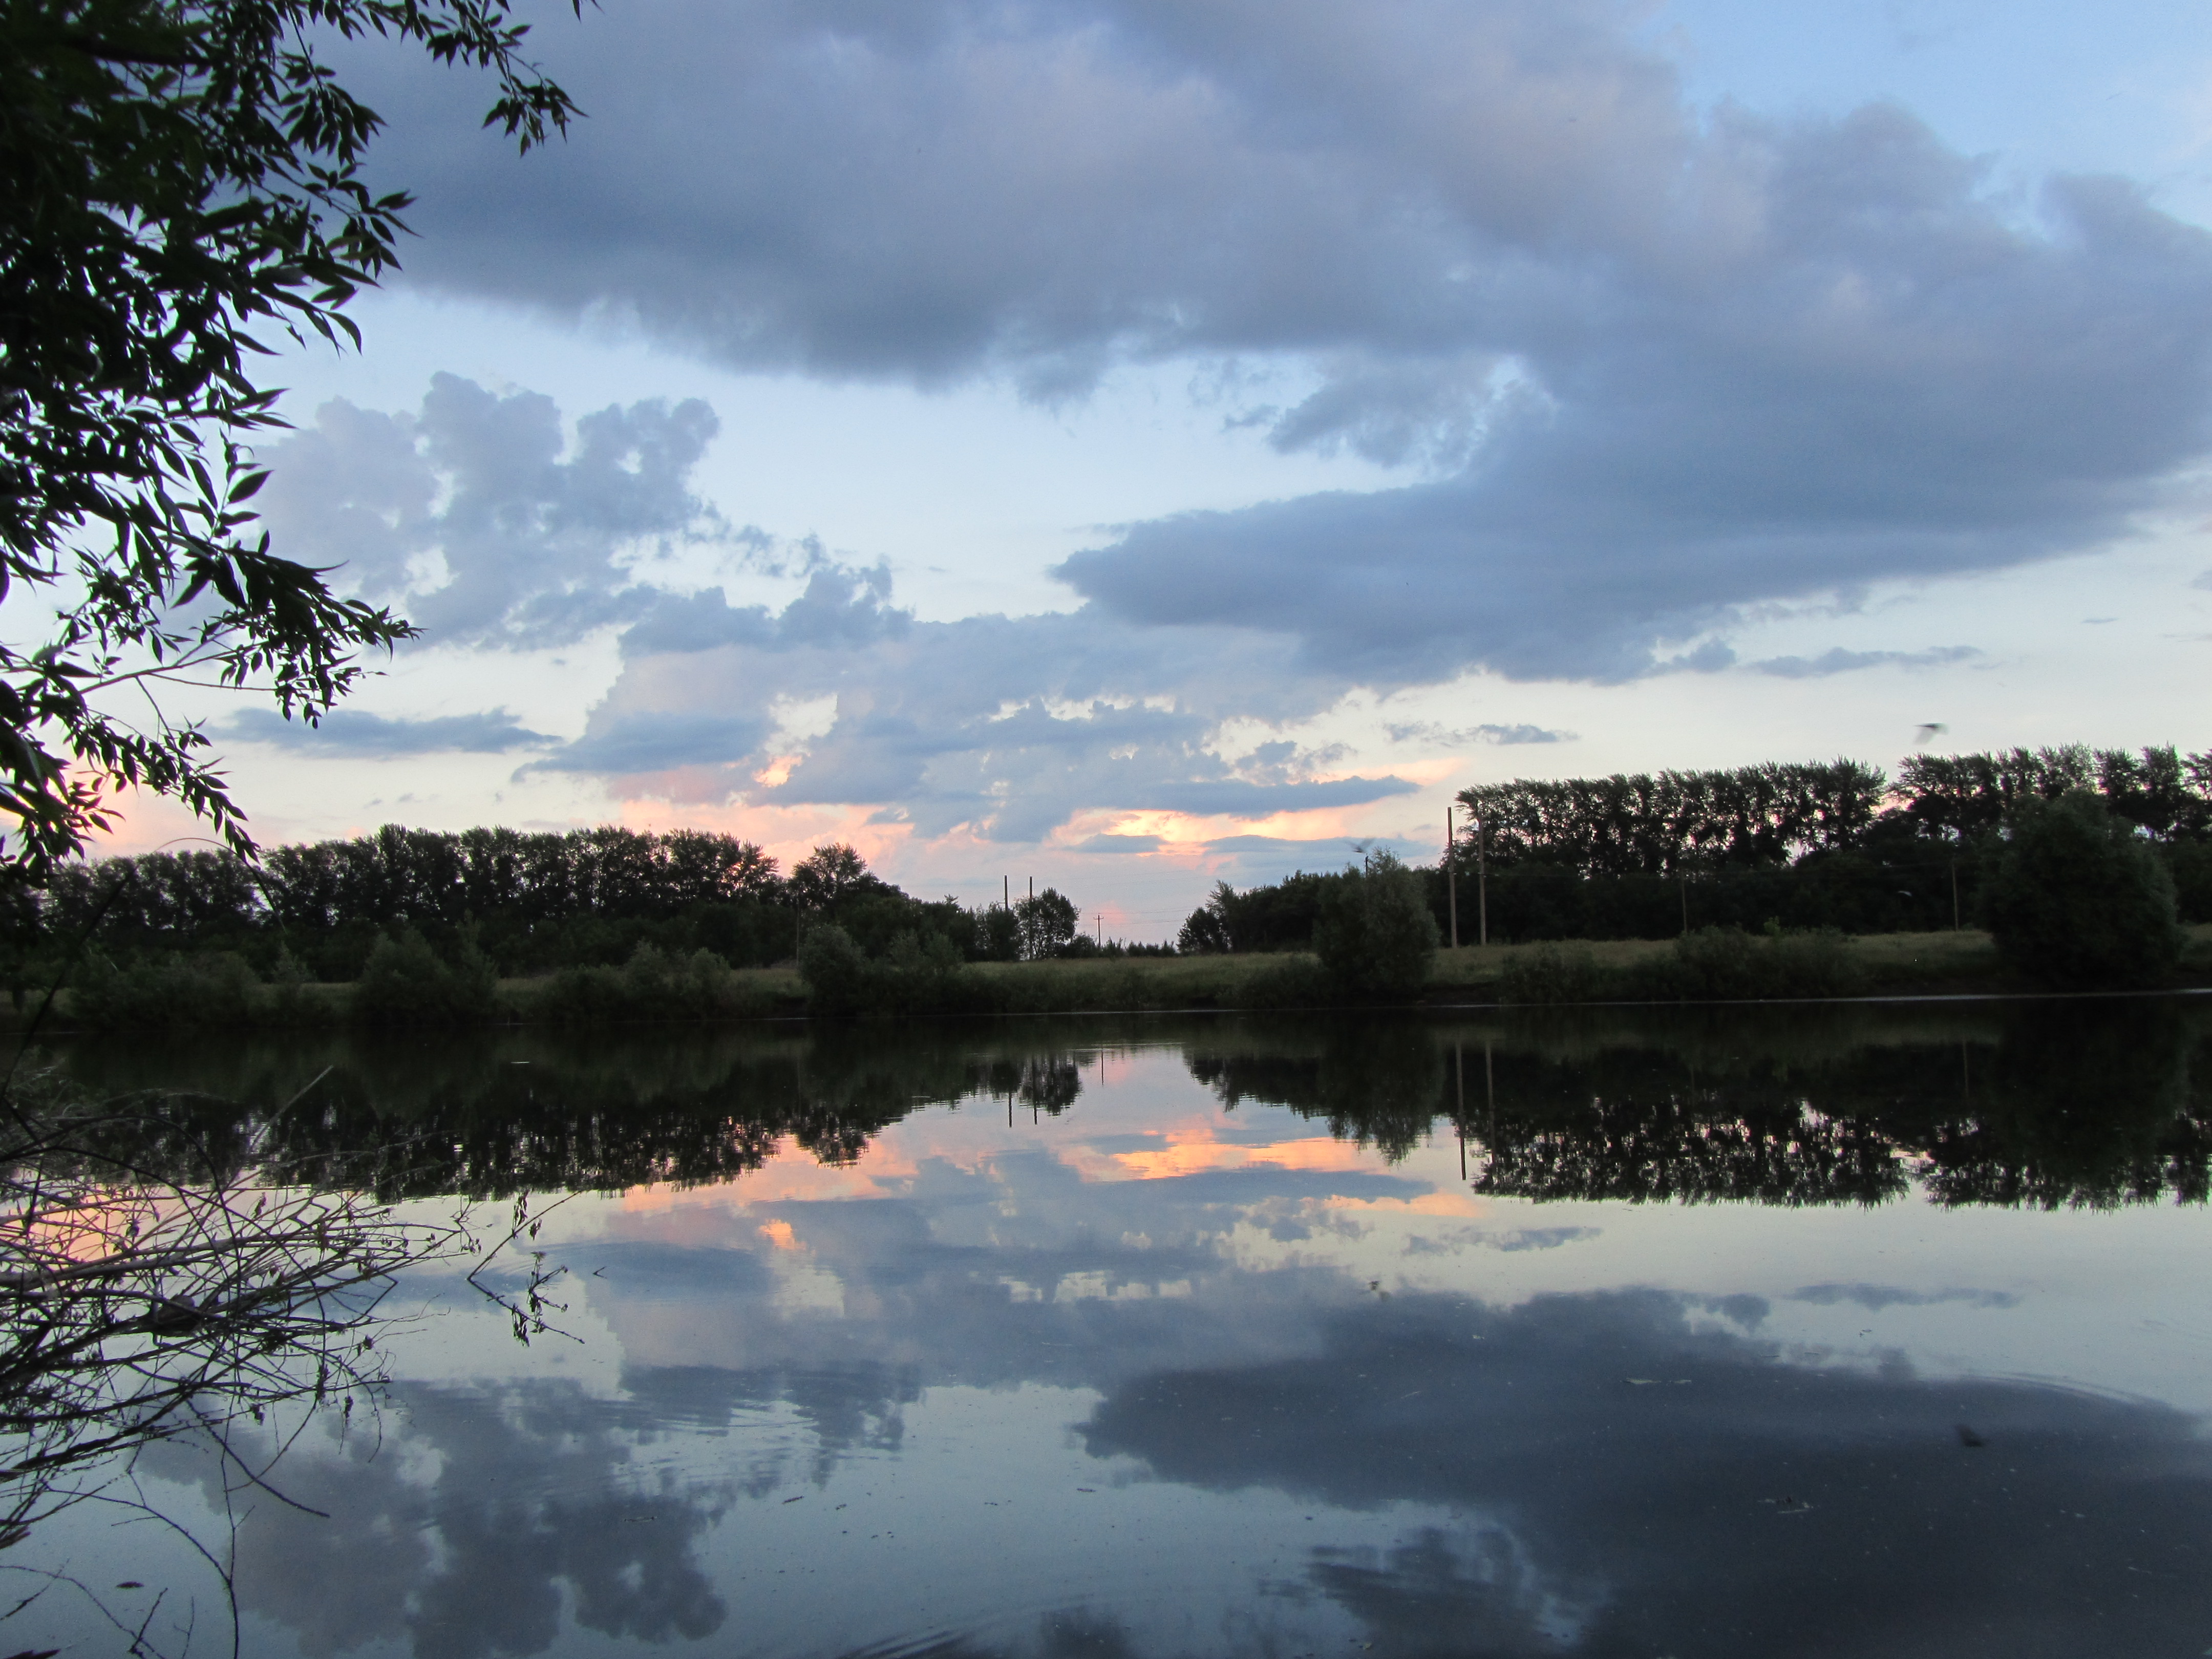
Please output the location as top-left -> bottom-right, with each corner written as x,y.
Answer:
1313,852 -> 1438,1001
352,927 -> 497,1025
1981,792 -> 2184,990
1015,888 -> 1078,960
0,0 -> 582,876
1401,742 -> 2212,945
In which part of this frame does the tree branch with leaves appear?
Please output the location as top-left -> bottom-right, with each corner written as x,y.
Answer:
0,0 -> 585,879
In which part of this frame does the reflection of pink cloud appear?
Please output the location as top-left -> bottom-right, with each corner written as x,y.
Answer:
1325,1190 -> 1485,1219
617,1137 -> 918,1216
1058,1114 -> 1377,1184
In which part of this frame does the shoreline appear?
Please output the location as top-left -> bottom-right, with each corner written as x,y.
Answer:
13,925 -> 2212,1032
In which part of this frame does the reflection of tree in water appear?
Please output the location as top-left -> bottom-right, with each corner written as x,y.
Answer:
975,1055 -> 1086,1117
1185,1004 -> 2212,1209
48,1028 -> 1116,1195
1915,1002 -> 2209,1208
42,1004 -> 2212,1212
1476,1090 -> 1909,1206
1191,1027 -> 1443,1162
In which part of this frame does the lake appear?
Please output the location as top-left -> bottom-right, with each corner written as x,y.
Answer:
13,999 -> 2212,1658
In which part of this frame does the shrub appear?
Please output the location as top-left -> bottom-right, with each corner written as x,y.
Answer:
535,943 -> 737,1025
262,946 -> 332,1027
1499,942 -> 1602,1005
1760,926 -> 1861,998
797,923 -> 873,1015
1665,926 -> 1765,1000
69,951 -> 259,1029
352,928 -> 499,1026
800,925 -> 973,1016
2164,840 -> 2212,925
1980,792 -> 2184,990
1313,852 -> 1438,1001
1663,925 -> 1860,1001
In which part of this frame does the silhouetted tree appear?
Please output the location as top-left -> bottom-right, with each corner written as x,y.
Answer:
1313,850 -> 1437,999
1015,887 -> 1078,959
1981,791 -> 2184,989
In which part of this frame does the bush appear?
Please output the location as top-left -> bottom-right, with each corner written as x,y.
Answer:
534,943 -> 737,1025
1499,942 -> 1602,1005
798,924 -> 969,1015
1313,852 -> 1438,1001
352,928 -> 499,1026
2164,840 -> 2212,924
1661,925 -> 1860,1001
1980,792 -> 2184,990
797,923 -> 873,1014
69,951 -> 259,1029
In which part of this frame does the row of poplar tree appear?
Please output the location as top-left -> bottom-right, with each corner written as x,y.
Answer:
20,828 -> 1095,983
1181,745 -> 2212,951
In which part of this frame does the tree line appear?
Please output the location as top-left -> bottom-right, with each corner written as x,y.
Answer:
1180,745 -> 2212,953
18,826 -> 1122,985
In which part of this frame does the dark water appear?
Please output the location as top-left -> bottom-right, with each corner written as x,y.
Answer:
19,1001 -> 2212,1657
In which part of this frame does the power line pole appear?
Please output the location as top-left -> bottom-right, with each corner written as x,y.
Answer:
1476,811 -> 1489,947
1445,806 -> 1459,949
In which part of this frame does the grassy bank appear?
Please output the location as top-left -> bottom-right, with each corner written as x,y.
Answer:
1427,926 -> 2021,1002
12,924 -> 2212,1033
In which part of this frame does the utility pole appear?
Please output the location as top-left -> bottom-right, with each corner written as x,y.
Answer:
1476,812 -> 1489,947
1950,858 -> 1961,931
1445,807 -> 1459,949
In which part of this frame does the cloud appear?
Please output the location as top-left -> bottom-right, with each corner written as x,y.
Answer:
527,575 -> 1417,841
1750,645 -> 1982,678
1385,720 -> 1575,747
222,706 -> 560,755
331,0 -> 2212,679
260,373 -> 732,647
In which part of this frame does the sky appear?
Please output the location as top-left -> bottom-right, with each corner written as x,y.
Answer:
111,0 -> 2212,940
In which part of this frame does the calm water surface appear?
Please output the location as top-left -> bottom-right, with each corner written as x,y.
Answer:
21,1002 -> 2212,1657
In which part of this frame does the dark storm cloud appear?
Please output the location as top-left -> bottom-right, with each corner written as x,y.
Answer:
261,373 -> 733,647
222,705 -> 559,755
327,0 -> 2212,678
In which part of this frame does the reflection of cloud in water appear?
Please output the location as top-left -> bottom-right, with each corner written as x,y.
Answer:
1791,1281 -> 2023,1312
1080,1287 -> 2212,1656
1308,1527 -> 1600,1656
147,1380 -> 731,1659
